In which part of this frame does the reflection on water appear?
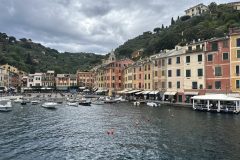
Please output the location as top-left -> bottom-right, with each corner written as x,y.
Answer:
0,103 -> 240,159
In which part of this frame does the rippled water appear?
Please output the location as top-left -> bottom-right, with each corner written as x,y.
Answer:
0,102 -> 240,160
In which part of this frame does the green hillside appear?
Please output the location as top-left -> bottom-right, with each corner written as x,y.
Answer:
0,34 -> 104,74
115,2 -> 240,59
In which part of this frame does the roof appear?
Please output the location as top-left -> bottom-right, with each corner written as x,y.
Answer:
185,3 -> 207,11
191,94 -> 240,101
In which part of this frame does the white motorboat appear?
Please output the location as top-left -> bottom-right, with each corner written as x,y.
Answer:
146,102 -> 160,107
115,96 -> 127,102
13,98 -> 23,103
31,100 -> 40,105
92,100 -> 105,105
67,102 -> 78,107
42,102 -> 58,109
0,101 -> 12,112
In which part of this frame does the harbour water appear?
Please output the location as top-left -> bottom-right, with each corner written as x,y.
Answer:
0,102 -> 240,160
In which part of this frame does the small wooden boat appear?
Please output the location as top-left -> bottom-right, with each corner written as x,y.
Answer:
31,100 -> 40,105
92,100 -> 105,105
146,102 -> 160,107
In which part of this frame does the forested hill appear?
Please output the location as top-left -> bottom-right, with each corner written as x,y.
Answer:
115,2 -> 240,59
0,34 -> 105,74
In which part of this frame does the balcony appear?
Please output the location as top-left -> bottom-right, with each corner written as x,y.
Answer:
186,48 -> 203,53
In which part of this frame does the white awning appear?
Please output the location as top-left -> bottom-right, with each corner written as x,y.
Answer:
117,89 -> 129,94
83,89 -> 90,92
135,91 -> 144,95
79,87 -> 86,89
184,92 -> 198,96
192,94 -> 240,101
127,90 -> 141,94
149,90 -> 159,94
142,91 -> 151,95
164,91 -> 177,96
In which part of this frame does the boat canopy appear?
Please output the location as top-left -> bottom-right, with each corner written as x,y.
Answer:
191,94 -> 240,101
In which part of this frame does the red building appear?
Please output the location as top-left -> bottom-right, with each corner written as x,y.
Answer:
205,37 -> 231,94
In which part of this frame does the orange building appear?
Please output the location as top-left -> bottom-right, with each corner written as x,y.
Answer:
77,71 -> 95,88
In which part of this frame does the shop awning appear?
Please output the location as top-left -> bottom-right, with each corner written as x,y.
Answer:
142,91 -> 151,95
135,91 -> 144,95
126,90 -> 141,94
164,91 -> 177,96
83,89 -> 90,92
184,92 -> 198,96
79,87 -> 86,89
117,89 -> 129,94
149,90 -> 159,94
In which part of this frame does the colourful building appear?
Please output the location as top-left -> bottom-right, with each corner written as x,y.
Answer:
230,28 -> 240,93
205,37 -> 231,94
184,42 -> 205,103
77,71 -> 94,88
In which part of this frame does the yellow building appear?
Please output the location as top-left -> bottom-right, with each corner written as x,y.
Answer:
230,28 -> 240,93
143,59 -> 154,91
0,64 -> 19,74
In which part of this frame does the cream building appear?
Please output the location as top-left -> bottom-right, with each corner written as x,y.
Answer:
183,41 -> 205,102
185,3 -> 208,17
163,47 -> 185,102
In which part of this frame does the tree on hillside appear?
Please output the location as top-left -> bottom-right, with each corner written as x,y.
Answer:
153,27 -> 161,33
20,38 -> 27,42
161,24 -> 164,30
26,53 -> 33,65
171,17 -> 175,25
209,2 -> 217,14
8,36 -> 16,44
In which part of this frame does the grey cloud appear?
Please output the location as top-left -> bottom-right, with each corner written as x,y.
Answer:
0,0 -> 234,54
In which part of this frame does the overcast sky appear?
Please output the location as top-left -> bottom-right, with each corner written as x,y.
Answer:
0,0 -> 234,54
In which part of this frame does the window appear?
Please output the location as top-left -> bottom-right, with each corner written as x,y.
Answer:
215,81 -> 221,89
237,38 -> 240,47
148,65 -> 151,70
155,71 -> 158,77
236,80 -> 240,89
196,45 -> 201,51
139,67 -> 141,71
162,70 -> 165,76
176,57 -> 180,64
215,67 -> 222,76
168,58 -> 172,65
186,70 -> 191,77
133,75 -> 136,80
223,52 -> 229,60
177,81 -> 180,89
162,82 -> 165,89
148,74 -> 150,79
236,65 -> 240,75
188,46 -> 192,52
168,82 -> 172,88
176,69 -> 181,77
192,82 -> 198,89
208,54 -> 213,61
145,65 -> 147,71
162,59 -> 165,66
145,75 -> 147,80
139,74 -> 141,79
237,50 -> 240,58
208,84 -> 212,89
199,84 -> 203,89
198,54 -> 202,62
168,70 -> 172,77
198,69 -> 203,77
148,83 -> 150,89
186,56 -> 190,63
211,42 -> 218,51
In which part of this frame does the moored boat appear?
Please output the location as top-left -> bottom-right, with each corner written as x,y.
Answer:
31,100 -> 40,105
79,101 -> 91,106
67,102 -> 78,107
42,102 -> 58,109
91,100 -> 105,105
146,102 -> 160,107
0,101 -> 12,112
